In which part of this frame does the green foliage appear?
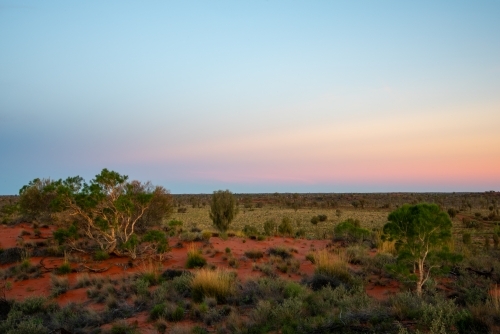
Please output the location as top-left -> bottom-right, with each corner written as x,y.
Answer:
244,249 -> 264,260
18,178 -> 57,221
462,232 -> 472,245
120,234 -> 139,258
447,208 -> 458,218
19,169 -> 172,258
334,218 -> 370,242
56,262 -> 72,275
109,320 -> 138,334
142,230 -> 169,254
93,250 -> 110,261
283,281 -> 305,299
243,224 -> 259,237
263,219 -> 277,236
186,246 -> 207,269
209,190 -> 238,232
150,303 -> 166,320
268,246 -> 292,259
168,219 -> 183,227
383,203 -> 455,296
310,216 -> 319,225
278,217 -> 294,236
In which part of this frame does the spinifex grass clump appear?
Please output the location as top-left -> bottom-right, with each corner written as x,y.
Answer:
50,274 -> 69,296
313,249 -> 352,284
244,249 -> 264,260
268,246 -> 292,259
186,244 -> 207,269
191,269 -> 235,303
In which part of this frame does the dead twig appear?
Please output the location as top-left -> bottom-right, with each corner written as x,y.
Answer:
82,264 -> 112,273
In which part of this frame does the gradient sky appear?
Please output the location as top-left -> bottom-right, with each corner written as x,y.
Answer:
1,1 -> 499,194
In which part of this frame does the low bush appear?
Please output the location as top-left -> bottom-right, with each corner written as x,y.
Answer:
161,269 -> 189,281
334,219 -> 370,243
244,249 -> 264,260
150,302 -> 166,320
50,275 -> 69,296
278,217 -> 294,236
463,217 -> 479,228
107,320 -> 138,334
172,272 -> 193,296
263,219 -> 277,236
93,250 -> 110,261
56,262 -> 72,275
243,225 -> 259,237
268,246 -> 292,259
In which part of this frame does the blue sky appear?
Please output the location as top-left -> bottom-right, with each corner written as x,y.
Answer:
1,1 -> 499,194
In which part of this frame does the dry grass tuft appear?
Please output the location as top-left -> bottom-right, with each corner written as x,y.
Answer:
50,274 -> 69,296
313,249 -> 351,280
378,240 -> 397,255
191,268 -> 235,302
186,243 -> 206,269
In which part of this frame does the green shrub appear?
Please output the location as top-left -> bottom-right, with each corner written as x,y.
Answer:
109,320 -> 138,334
268,247 -> 292,259
283,281 -> 304,299
6,317 -> 48,334
134,278 -> 150,297
150,303 -> 166,320
167,305 -> 185,322
13,296 -> 48,315
172,272 -> 193,295
50,274 -> 69,296
53,225 -> 78,245
272,297 -> 302,326
278,217 -> 294,236
462,232 -> 472,245
93,250 -> 110,261
447,208 -> 458,218
244,249 -> 264,260
318,214 -> 328,222
56,262 -> 71,275
168,219 -> 183,227
264,219 -> 277,236
334,219 -> 370,242
310,216 -> 319,225
243,225 -> 259,237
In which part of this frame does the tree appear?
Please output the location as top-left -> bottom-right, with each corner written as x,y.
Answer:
209,190 -> 238,232
19,169 -> 172,258
382,203 -> 454,296
18,178 -> 57,221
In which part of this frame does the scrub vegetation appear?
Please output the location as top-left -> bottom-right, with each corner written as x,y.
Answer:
0,172 -> 500,333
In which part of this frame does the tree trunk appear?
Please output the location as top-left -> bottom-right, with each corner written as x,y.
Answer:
416,260 -> 424,297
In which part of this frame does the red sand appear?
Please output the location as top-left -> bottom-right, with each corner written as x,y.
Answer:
1,223 -> 399,319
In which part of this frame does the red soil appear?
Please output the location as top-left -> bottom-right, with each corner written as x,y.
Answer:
1,223 -> 401,332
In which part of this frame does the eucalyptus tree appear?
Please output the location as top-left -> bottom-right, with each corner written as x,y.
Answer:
19,169 -> 172,258
383,203 -> 456,296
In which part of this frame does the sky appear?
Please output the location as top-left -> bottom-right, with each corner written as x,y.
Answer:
1,1 -> 499,194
